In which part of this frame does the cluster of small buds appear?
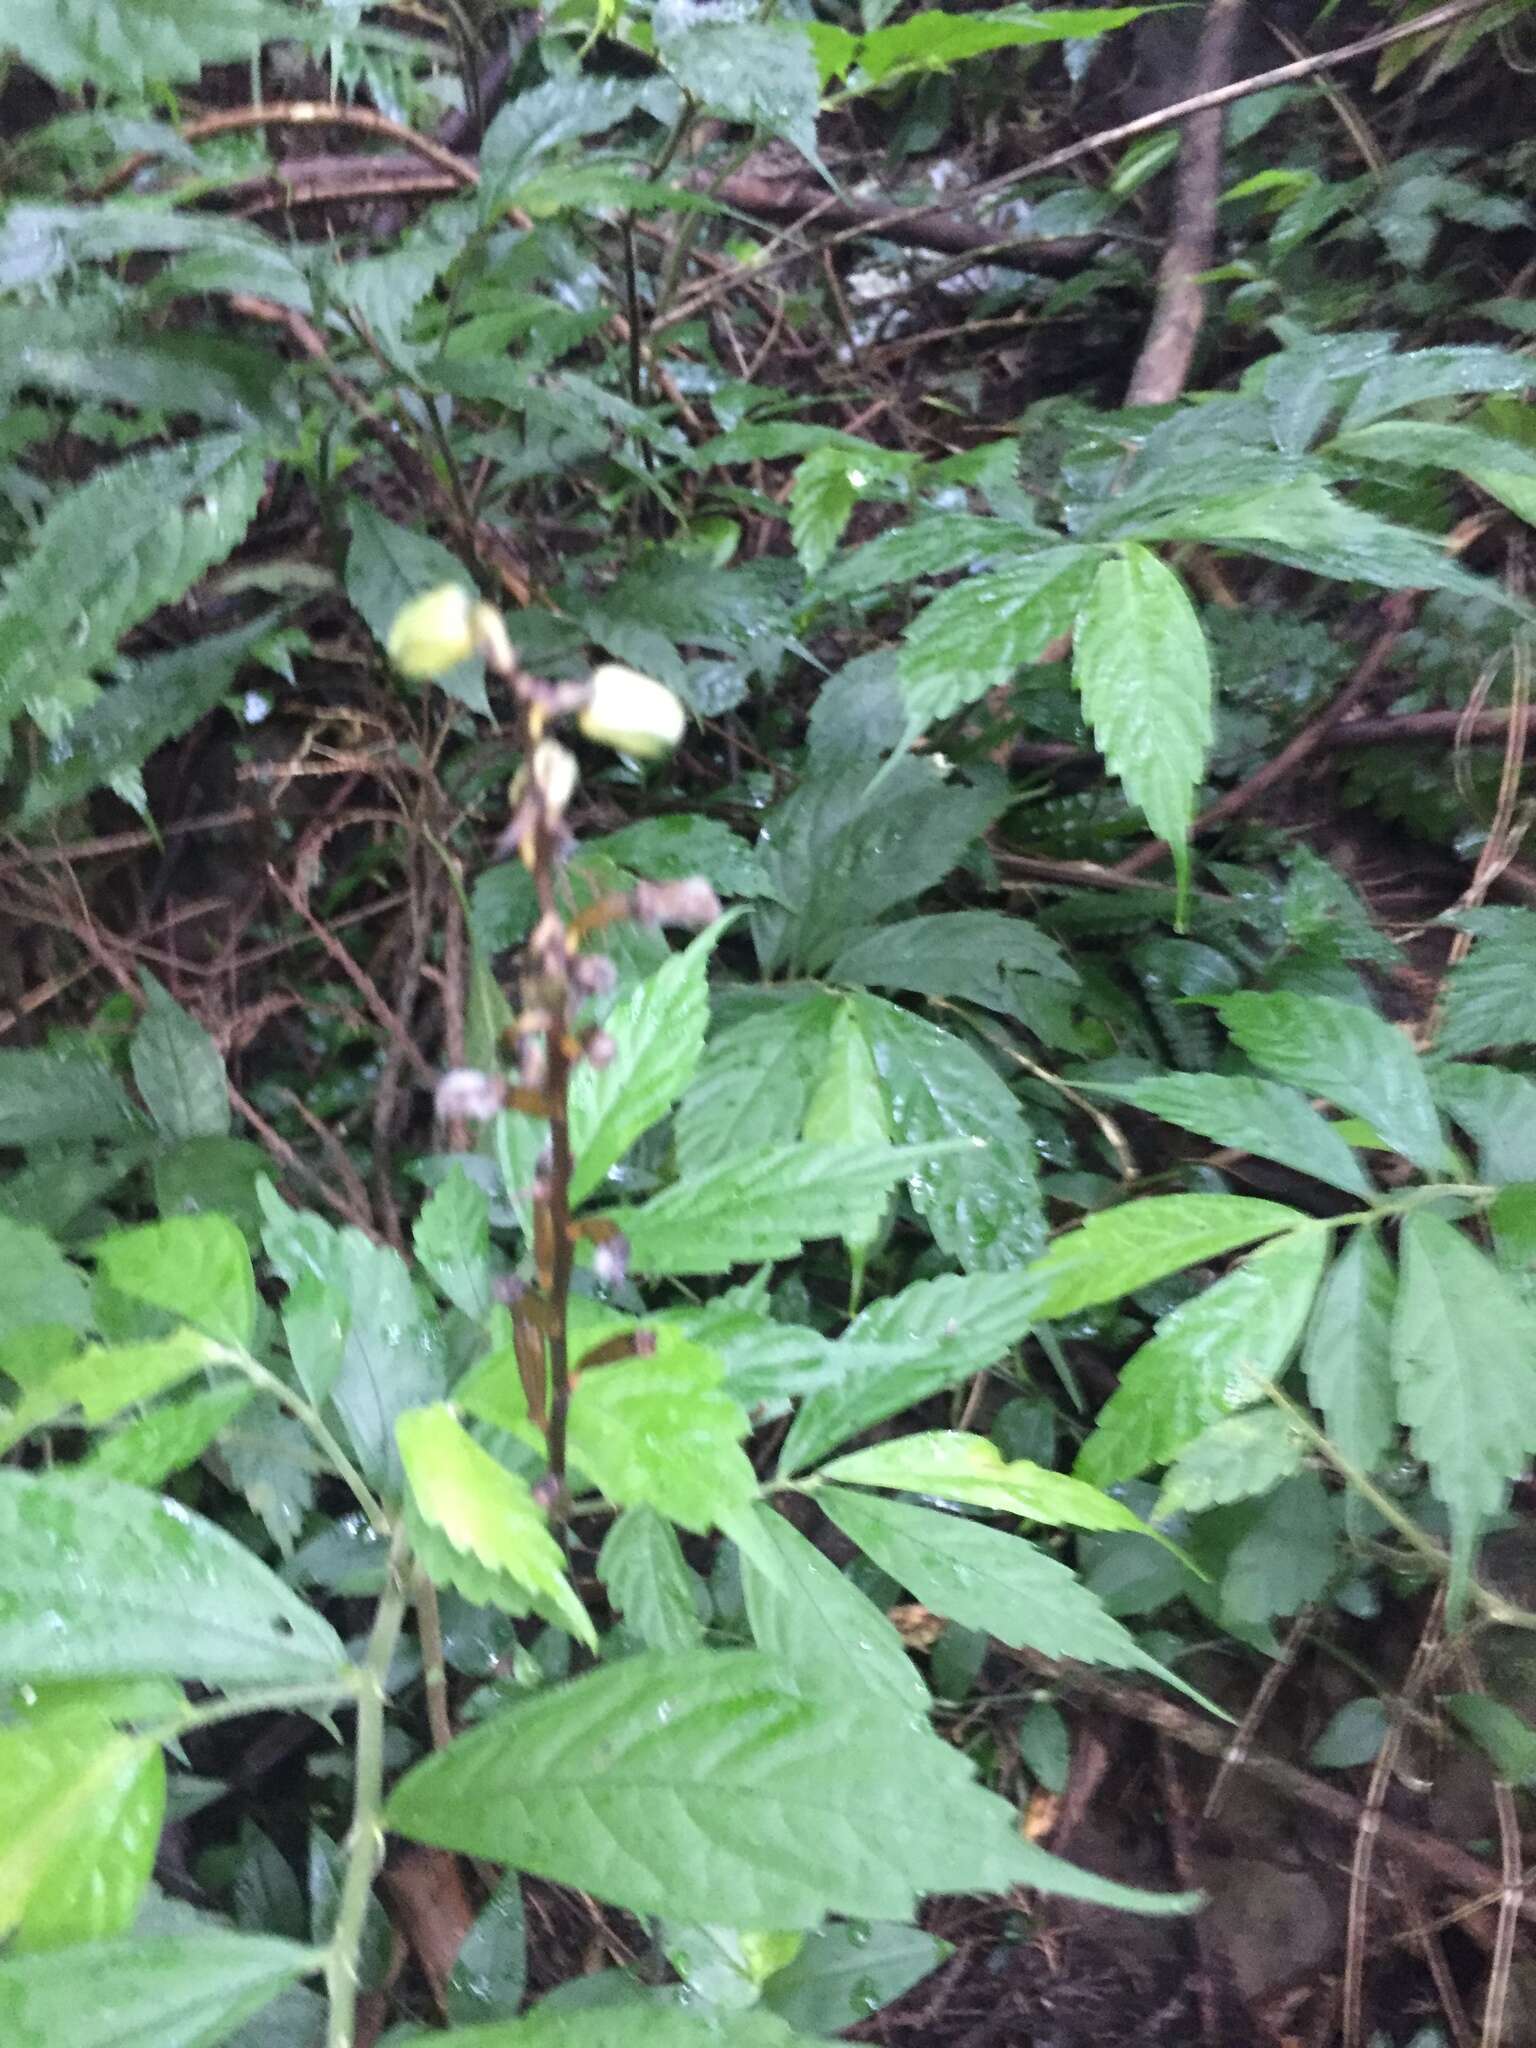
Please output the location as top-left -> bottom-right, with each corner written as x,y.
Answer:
434,1067 -> 508,1123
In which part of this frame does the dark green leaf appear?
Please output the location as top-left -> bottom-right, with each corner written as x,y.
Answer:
899,547 -> 1099,731
0,1219 -> 90,1338
130,975 -> 229,1141
413,1169 -> 492,1323
1023,1195 -> 1305,1319
830,912 -> 1075,1011
762,1920 -> 950,2034
0,1048 -> 140,1146
740,1502 -> 926,1709
597,1507 -> 705,1655
1217,989 -> 1445,1173
1436,909 -> 1536,1056
654,5 -> 822,163
675,998 -> 834,1176
1156,1410 -> 1306,1517
446,1875 -> 528,2025
344,502 -> 487,714
1301,1229 -> 1396,1476
1085,1073 -> 1371,1198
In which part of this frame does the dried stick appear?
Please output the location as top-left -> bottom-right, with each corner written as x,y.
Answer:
1125,0 -> 1249,407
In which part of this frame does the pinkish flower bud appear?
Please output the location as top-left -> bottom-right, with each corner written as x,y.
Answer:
592,1233 -> 630,1289
571,953 -> 619,1000
434,1067 -> 507,1122
632,876 -> 723,929
584,1029 -> 617,1069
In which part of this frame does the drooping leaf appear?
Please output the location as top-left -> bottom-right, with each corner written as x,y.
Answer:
0,1931 -> 317,2048
818,1487 -> 1177,1686
597,1507 -> 705,1655
898,546 -> 1100,730
1084,1072 -> 1372,1198
129,975 -> 229,1142
1075,1228 -> 1326,1486
1436,909 -> 1536,1057
820,511 -> 1039,601
1390,1213 -> 1536,1610
852,994 -> 1045,1270
0,1471 -> 347,1687
0,1327 -> 231,1453
386,1648 -> 1195,1927
739,1502 -> 926,1709
1022,1195 -> 1305,1320
592,815 -> 766,898
782,1269 -> 1038,1475
569,920 -> 728,1205
1073,544 -> 1211,914
93,1215 -> 256,1352
397,1405 -> 595,1647
607,1142 -> 953,1276
1301,1229 -> 1397,1477
1217,989 -> 1446,1173
818,1433 -> 1150,1536
1337,344 -> 1535,431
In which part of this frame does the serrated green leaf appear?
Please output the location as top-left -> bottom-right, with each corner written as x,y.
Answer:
0,1699 -> 164,1951
422,2009 -> 819,2047
675,998 -> 835,1175
1434,1063 -> 1536,1186
397,1405 -> 594,1647
1390,1214 -> 1536,1612
1436,909 -> 1536,1056
899,546 -> 1100,730
85,1382 -> 257,1488
1073,545 -> 1211,916
0,1471 -> 347,1688
1337,345 -> 1535,431
830,911 -> 1075,1010
819,1432 -> 1150,1536
0,434 -> 266,736
820,512 -> 1039,601
569,920 -> 728,1206
0,1931 -> 317,2048
740,1502 -> 926,1709
835,6 -> 1144,84
0,205 -> 310,308
94,1214 -> 256,1352
386,1647 -> 1195,1926
414,1169 -> 492,1323
654,8 -> 822,164
606,1142 -> 953,1276
18,617 -> 278,826
565,1315 -> 757,1534
597,1507 -> 705,1654
818,1487 -> 1175,1686
592,815 -> 766,897
782,1269 -> 1038,1475
1301,1229 -> 1396,1476
852,994 -> 1044,1270
0,1048 -> 140,1148
5,0 -> 314,90
1,1327 -> 230,1453
1155,1410 -> 1306,1517
1085,1072 -> 1372,1198
803,999 -> 891,1251
790,447 -> 860,578
1217,989 -> 1446,1173
130,974 -> 229,1141
1023,1195 -> 1305,1319
1075,1228 -> 1325,1486
344,501 -> 487,714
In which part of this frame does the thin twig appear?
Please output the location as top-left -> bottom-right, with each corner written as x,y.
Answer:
1125,0 -> 1248,406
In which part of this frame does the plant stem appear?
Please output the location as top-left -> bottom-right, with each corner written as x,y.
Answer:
415,1568 -> 454,1749
326,1520 -> 413,2048
232,1349 -> 391,1539
158,1677 -> 359,1746
1266,1382 -> 1536,1633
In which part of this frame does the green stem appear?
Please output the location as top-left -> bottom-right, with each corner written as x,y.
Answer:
152,1677 -> 359,1748
231,1350 -> 391,1539
1265,1382 -> 1536,1633
326,1521 -> 413,2048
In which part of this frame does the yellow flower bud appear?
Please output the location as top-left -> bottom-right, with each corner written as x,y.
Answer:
530,738 -> 579,818
577,663 -> 687,760
386,584 -> 476,680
